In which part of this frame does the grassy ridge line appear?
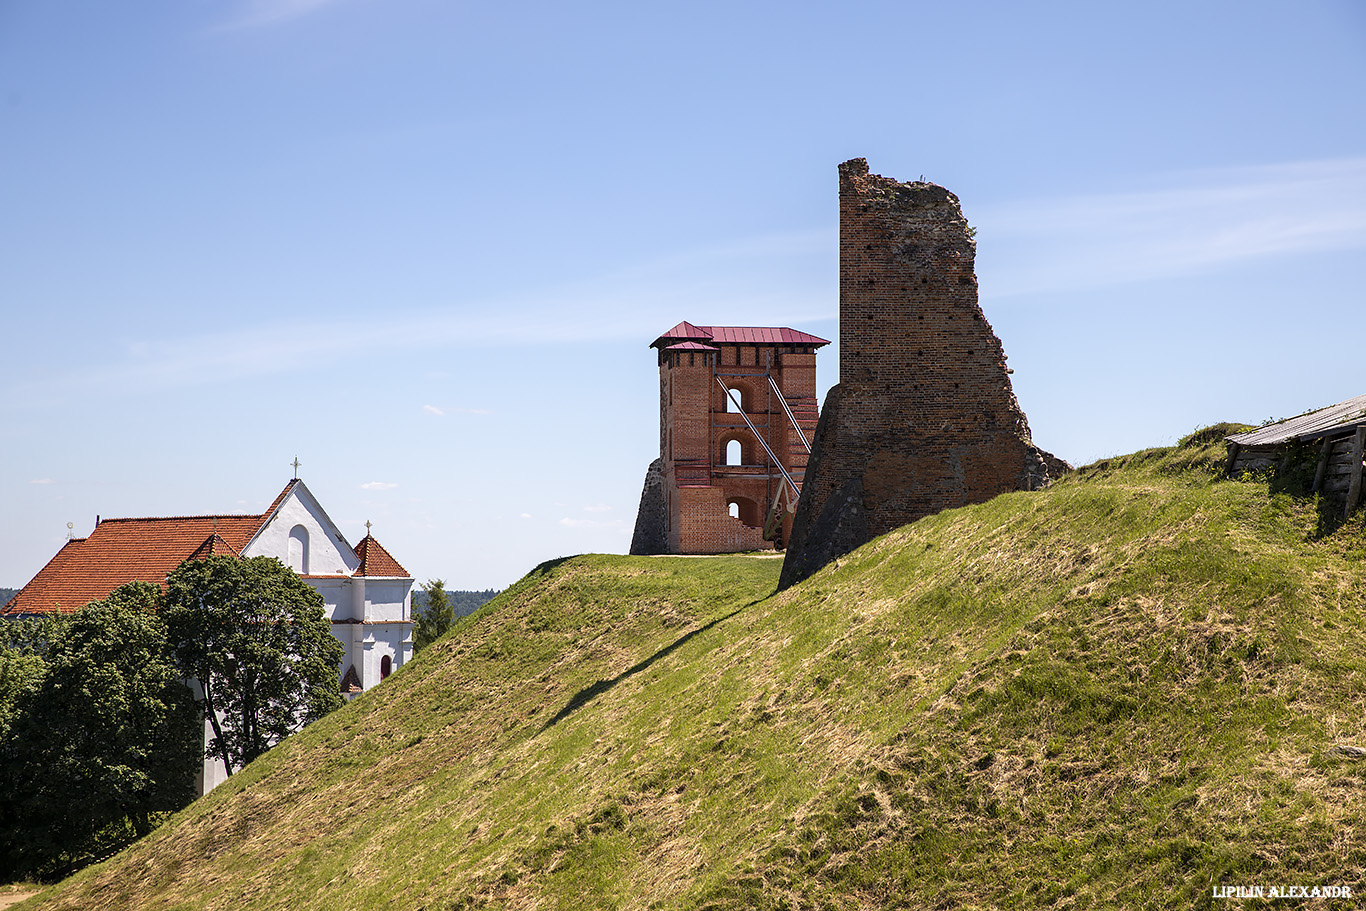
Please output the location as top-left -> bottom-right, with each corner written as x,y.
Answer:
25,555 -> 783,910
23,436 -> 1366,909
708,442 -> 1366,909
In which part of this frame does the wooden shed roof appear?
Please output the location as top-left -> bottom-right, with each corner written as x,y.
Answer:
1227,393 -> 1366,447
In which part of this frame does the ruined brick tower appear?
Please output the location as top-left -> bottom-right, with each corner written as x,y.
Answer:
779,159 -> 1064,587
630,322 -> 830,555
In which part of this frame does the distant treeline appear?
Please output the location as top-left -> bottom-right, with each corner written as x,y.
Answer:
413,588 -> 500,618
0,588 -> 16,609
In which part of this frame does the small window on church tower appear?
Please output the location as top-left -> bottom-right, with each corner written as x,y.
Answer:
725,386 -> 744,413
726,439 -> 743,466
381,655 -> 392,680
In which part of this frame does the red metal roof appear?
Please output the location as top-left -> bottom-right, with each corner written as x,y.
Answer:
702,326 -> 830,346
664,341 -> 719,351
651,322 -> 830,349
658,320 -> 713,341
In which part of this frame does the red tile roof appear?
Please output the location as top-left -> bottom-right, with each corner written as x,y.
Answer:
354,535 -> 409,577
1,479 -> 405,616
186,533 -> 243,562
651,323 -> 830,349
4,513 -> 264,615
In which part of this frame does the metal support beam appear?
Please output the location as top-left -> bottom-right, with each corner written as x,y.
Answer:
769,375 -> 811,453
717,377 -> 800,498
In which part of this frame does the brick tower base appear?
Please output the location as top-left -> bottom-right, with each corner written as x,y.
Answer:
779,159 -> 1066,589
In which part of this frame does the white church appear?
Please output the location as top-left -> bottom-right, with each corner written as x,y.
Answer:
4,476 -> 416,793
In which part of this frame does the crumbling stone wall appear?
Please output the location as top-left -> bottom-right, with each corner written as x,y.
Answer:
629,458 -> 668,555
780,159 -> 1065,588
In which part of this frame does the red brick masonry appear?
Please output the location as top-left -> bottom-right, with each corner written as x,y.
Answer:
630,323 -> 829,555
780,159 -> 1066,587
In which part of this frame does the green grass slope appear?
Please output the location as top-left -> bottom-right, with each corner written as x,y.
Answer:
21,435 -> 1366,910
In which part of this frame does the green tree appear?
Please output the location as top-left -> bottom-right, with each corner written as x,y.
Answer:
0,613 -> 65,653
0,644 -> 44,880
413,578 -> 454,653
162,555 -> 344,777
0,582 -> 200,880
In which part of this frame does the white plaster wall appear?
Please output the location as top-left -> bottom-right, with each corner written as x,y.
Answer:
242,485 -> 358,576
306,577 -> 350,621
191,482 -> 415,795
186,679 -> 229,795
198,716 -> 229,794
364,578 -> 411,623
361,623 -> 413,684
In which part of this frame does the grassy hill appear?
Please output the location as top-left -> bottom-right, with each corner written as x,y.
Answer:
18,433 -> 1366,910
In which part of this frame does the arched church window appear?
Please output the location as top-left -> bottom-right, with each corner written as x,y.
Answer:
726,439 -> 743,466
288,525 -> 310,574
725,386 -> 744,413
381,655 -> 392,680
728,501 -> 740,518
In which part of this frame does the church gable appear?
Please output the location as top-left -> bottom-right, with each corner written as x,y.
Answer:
240,481 -> 360,577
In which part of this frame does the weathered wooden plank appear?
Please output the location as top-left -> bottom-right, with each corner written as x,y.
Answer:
1346,428 -> 1365,516
1224,442 -> 1242,477
1313,437 -> 1334,492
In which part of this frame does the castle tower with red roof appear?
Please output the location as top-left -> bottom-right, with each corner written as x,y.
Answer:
630,321 -> 829,554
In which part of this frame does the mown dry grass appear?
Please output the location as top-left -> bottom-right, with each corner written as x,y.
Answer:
16,433 -> 1366,910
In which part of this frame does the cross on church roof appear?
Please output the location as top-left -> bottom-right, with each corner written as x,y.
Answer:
365,520 -> 372,536
291,457 -> 301,479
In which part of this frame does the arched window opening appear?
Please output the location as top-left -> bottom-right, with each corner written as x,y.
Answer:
288,525 -> 310,574
729,497 -> 761,527
380,655 -> 393,680
726,439 -> 743,466
725,386 -> 744,413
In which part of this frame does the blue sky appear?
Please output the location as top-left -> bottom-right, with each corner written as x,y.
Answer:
2,0 -> 1363,590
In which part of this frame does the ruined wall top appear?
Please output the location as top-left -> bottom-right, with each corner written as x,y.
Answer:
838,157 -> 965,221
778,158 -> 1065,588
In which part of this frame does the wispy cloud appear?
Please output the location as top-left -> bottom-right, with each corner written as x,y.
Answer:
18,156 -> 1354,410
0,226 -> 833,412
558,517 -> 628,530
29,478 -> 54,485
423,404 -> 492,417
977,158 -> 1366,298
360,481 -> 398,491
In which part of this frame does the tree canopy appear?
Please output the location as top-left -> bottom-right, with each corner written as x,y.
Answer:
163,555 -> 344,777
0,582 -> 200,880
413,578 -> 454,653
